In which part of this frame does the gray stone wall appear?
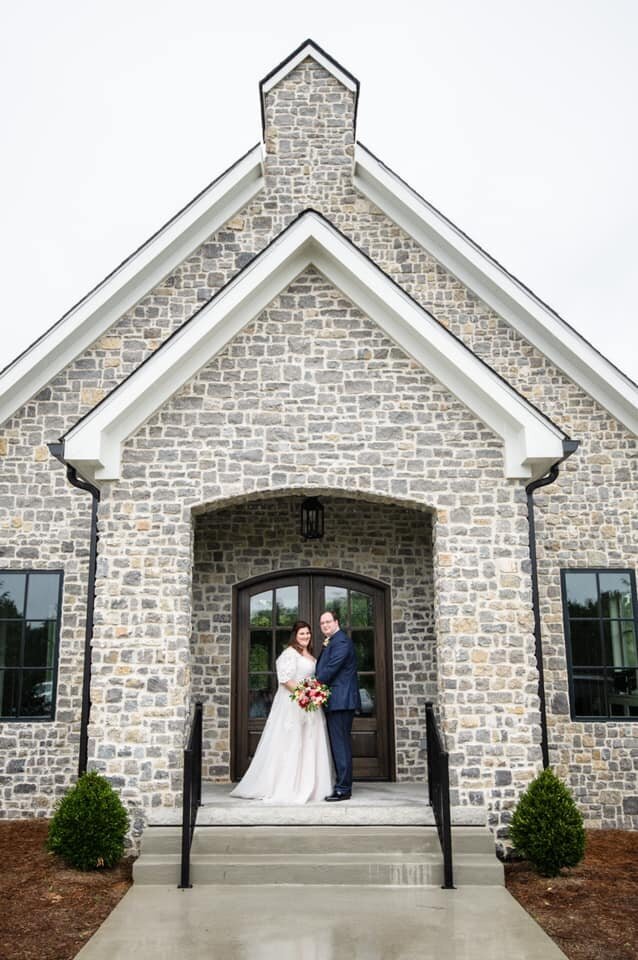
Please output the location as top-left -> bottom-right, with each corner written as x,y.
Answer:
0,53 -> 635,833
192,495 -> 435,782
89,266 -> 540,832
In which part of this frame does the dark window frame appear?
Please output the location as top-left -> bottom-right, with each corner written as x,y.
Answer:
0,569 -> 64,722
561,567 -> 638,722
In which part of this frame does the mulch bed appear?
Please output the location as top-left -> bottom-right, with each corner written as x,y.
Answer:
0,820 -> 133,960
505,830 -> 638,960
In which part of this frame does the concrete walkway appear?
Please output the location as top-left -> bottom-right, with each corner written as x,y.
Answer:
75,884 -> 568,960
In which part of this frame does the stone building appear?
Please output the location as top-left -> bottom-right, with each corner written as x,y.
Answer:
1,40 -> 637,842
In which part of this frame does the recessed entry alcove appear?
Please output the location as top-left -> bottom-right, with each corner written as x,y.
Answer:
190,494 -> 436,785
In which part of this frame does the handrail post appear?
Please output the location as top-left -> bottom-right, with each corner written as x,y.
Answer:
179,747 -> 193,890
194,702 -> 203,809
425,701 -> 455,889
178,701 -> 203,890
425,701 -> 434,807
439,747 -> 454,890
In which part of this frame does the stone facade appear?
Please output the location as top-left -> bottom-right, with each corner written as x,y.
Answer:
0,50 -> 636,838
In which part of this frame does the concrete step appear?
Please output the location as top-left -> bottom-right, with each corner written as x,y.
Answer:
141,825 -> 494,857
133,826 -> 503,887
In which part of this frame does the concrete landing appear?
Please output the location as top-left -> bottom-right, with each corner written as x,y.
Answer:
146,782 -> 486,827
74,884 -> 569,960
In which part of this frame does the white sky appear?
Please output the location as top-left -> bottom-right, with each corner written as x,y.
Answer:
1,0 -> 637,383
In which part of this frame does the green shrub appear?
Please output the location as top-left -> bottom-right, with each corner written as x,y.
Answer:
509,767 -> 586,877
47,771 -> 129,870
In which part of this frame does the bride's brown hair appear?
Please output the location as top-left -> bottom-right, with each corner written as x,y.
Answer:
289,620 -> 312,655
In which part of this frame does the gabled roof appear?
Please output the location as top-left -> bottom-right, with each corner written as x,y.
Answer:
354,142 -> 638,436
2,40 -> 635,446
62,210 -> 567,485
259,39 -> 360,137
0,144 -> 264,427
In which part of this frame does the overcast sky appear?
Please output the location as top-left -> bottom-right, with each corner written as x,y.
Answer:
1,1 -> 636,384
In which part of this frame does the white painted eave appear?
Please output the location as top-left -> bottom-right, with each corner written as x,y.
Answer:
354,144 -> 638,437
63,211 -> 566,485
0,144 -> 265,427
260,41 -> 358,97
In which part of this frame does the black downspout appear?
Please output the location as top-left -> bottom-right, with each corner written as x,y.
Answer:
48,443 -> 100,777
526,439 -> 579,769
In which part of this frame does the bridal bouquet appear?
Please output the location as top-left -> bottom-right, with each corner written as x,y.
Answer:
290,677 -> 331,712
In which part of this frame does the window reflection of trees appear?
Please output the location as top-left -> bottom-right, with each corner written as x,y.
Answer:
566,570 -> 638,719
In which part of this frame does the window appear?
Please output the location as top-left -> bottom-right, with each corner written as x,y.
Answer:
0,571 -> 62,721
562,569 -> 638,720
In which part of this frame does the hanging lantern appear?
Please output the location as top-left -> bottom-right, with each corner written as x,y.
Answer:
300,497 -> 324,540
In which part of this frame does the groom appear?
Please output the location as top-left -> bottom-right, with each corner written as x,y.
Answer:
316,610 -> 361,801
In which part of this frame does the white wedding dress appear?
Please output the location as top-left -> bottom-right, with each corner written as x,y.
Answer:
230,646 -> 333,803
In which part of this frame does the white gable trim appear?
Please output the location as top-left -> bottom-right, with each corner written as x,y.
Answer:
0,145 -> 265,427
260,41 -> 358,97
62,212 -> 566,484
354,144 -> 638,437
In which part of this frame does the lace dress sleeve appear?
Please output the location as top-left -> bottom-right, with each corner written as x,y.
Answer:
276,647 -> 297,685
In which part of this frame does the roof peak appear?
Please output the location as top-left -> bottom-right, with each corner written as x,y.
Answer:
259,39 -> 360,137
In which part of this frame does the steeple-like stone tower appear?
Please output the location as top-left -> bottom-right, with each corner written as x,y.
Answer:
260,40 -> 359,209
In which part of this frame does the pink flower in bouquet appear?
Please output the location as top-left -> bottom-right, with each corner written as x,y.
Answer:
289,677 -> 331,712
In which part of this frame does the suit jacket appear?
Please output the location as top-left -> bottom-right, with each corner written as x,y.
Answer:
315,629 -> 361,712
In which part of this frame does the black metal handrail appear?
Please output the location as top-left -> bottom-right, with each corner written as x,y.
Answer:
425,701 -> 455,889
178,701 -> 203,889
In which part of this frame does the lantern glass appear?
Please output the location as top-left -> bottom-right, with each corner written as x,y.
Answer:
300,497 -> 324,540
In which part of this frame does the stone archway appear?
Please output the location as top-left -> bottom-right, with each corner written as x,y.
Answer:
191,492 -> 435,784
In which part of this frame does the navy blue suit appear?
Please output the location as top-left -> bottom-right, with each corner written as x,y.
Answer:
316,628 -> 361,796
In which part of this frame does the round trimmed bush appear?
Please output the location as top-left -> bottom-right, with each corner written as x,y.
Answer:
47,771 -> 129,870
509,767 -> 586,877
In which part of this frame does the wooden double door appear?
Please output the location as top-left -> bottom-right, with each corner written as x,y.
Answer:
233,571 -> 393,781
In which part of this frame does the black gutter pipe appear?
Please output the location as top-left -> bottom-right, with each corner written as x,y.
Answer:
48,442 -> 100,777
526,439 -> 579,769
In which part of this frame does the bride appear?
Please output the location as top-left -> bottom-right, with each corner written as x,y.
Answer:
230,620 -> 333,803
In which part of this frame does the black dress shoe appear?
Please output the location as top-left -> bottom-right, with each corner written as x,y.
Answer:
325,792 -> 352,802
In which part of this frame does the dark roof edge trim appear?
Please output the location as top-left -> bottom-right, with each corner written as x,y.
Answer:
0,143 -> 261,380
357,141 -> 638,391
62,207 -> 569,445
259,39 -> 360,139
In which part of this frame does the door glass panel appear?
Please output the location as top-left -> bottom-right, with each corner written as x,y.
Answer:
275,586 -> 298,626
358,675 -> 376,717
0,573 -> 26,618
565,573 -> 598,617
352,629 -> 375,671
570,620 -> 602,666
603,621 -> 638,668
249,631 -> 271,673
275,630 -> 291,658
250,591 -> 273,627
351,591 -> 373,627
600,572 -> 633,619
25,574 -> 60,620
325,586 -> 348,625
248,676 -> 273,719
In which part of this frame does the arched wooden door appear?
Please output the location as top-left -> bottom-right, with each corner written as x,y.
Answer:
232,571 -> 393,781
